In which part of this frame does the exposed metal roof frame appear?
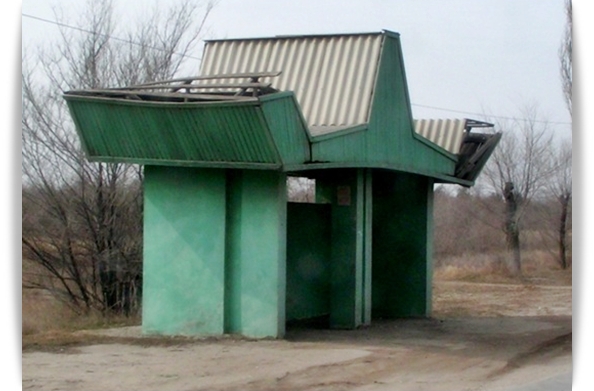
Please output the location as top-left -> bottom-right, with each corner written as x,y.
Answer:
413,118 -> 495,155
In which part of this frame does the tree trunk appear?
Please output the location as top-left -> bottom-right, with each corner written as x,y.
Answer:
504,182 -> 522,274
558,193 -> 570,269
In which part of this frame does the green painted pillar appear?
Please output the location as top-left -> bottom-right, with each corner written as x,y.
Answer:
224,170 -> 287,338
317,169 -> 372,329
371,171 -> 434,318
142,166 -> 287,338
142,166 -> 227,335
362,169 -> 373,325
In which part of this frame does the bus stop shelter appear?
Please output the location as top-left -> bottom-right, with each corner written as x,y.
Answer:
64,30 -> 500,338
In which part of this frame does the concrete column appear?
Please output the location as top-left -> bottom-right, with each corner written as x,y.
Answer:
142,166 -> 227,335
317,169 -> 372,329
224,170 -> 287,338
362,169 -> 373,325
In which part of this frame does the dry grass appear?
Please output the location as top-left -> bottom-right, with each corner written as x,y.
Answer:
22,255 -> 140,349
22,291 -> 74,336
434,250 -> 572,285
22,288 -> 140,350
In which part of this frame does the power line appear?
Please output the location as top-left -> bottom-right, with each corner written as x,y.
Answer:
411,103 -> 572,126
22,13 -> 202,61
23,13 -> 573,128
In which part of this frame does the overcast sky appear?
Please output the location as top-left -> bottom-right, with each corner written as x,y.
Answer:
22,0 -> 572,138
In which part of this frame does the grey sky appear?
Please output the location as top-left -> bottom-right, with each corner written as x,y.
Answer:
22,0 -> 571,138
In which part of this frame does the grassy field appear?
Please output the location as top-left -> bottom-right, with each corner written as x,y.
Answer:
22,288 -> 141,351
433,249 -> 571,285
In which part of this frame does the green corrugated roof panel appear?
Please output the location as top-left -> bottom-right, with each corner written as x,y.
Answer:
64,92 -> 310,169
259,92 -> 311,165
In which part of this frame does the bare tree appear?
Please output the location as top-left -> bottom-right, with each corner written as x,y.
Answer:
22,0 -> 215,315
548,142 -> 572,269
483,106 -> 554,274
433,187 -> 505,261
555,1 -> 572,266
559,0 -> 572,116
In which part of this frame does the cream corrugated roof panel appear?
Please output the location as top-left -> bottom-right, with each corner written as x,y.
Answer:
414,118 -> 468,155
199,32 -> 385,136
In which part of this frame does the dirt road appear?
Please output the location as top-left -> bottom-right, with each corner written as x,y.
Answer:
22,280 -> 572,391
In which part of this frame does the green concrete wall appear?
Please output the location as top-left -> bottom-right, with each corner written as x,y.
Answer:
142,166 -> 227,335
142,166 -> 287,338
371,170 -> 433,318
286,202 -> 331,321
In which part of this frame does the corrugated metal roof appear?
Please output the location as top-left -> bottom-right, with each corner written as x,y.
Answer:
414,119 -> 467,155
64,89 -> 313,168
64,95 -> 283,167
199,33 -> 384,134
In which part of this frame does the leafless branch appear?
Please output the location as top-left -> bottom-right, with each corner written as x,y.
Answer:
22,0 -> 214,315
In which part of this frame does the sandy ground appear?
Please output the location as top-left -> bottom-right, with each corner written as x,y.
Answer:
22,280 -> 572,391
